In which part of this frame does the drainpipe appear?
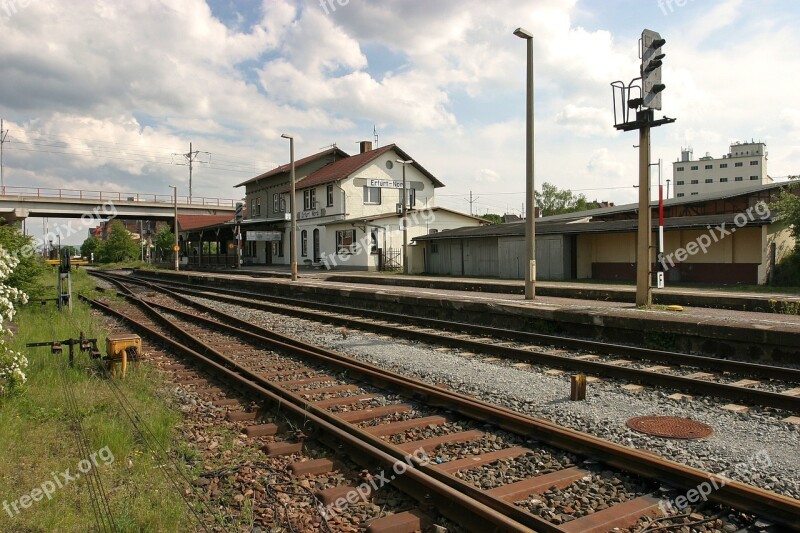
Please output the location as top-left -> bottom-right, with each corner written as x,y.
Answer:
333,181 -> 347,219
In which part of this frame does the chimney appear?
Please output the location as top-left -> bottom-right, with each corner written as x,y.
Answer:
359,141 -> 373,154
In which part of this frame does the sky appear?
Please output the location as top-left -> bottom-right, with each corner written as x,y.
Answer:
1,0 -> 799,245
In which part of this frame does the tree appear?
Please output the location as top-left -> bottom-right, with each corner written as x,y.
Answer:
81,236 -> 102,259
534,182 -> 589,217
481,214 -> 503,224
154,226 -> 175,261
770,176 -> 800,286
0,220 -> 46,299
99,221 -> 139,263
771,176 -> 800,246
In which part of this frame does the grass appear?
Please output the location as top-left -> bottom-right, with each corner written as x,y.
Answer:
0,270 -> 191,532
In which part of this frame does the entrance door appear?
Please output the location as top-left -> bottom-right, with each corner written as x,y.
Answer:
265,242 -> 272,265
313,229 -> 320,262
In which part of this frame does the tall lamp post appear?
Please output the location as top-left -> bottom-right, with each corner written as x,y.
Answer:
281,134 -> 298,281
514,27 -> 536,300
169,185 -> 179,271
396,159 -> 413,274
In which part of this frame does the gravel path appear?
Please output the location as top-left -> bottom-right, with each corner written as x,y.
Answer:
191,296 -> 800,502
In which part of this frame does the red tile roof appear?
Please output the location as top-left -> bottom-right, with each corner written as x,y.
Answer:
280,144 -> 444,192
235,147 -> 350,187
177,214 -> 234,232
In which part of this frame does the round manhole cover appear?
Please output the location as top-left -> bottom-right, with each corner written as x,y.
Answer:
626,416 -> 713,439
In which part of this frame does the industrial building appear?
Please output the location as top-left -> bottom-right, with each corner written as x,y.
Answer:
414,182 -> 795,285
673,141 -> 773,198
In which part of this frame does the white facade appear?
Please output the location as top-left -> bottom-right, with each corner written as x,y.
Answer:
672,142 -> 771,198
238,144 -> 485,272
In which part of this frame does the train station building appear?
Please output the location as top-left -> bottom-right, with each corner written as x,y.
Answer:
233,142 -> 487,270
413,182 -> 796,285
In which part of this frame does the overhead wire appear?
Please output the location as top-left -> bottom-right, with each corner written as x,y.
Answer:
45,306 -> 116,532
61,301 -> 216,532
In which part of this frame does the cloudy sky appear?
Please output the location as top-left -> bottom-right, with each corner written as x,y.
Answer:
1,0 -> 799,244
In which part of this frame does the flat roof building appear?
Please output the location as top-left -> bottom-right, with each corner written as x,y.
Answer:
673,141 -> 772,198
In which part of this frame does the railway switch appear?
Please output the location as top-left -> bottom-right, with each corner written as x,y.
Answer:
105,334 -> 142,379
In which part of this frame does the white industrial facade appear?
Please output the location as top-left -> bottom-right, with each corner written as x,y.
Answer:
672,141 -> 772,198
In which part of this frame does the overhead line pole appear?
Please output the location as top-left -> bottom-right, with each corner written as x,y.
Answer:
1,118 -> 8,195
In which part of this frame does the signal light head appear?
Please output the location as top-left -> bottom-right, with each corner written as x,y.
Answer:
651,38 -> 666,48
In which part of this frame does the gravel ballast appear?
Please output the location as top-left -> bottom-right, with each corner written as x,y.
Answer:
191,296 -> 800,501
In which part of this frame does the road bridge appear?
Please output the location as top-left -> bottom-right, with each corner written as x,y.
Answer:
0,186 -> 237,222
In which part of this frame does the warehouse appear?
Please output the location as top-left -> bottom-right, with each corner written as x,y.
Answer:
414,182 -> 796,284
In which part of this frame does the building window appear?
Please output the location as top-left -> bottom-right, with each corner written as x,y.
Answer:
676,180 -> 684,185
705,164 -> 713,169
272,237 -> 283,257
735,162 -> 743,167
691,192 -> 698,195
690,165 -> 698,170
336,229 -> 357,253
401,188 -> 416,208
273,193 -> 285,213
363,186 -> 381,205
750,160 -> 759,166
326,185 -> 334,207
720,177 -> 728,182
430,242 -> 439,254
303,189 -> 316,210
301,230 -> 307,257
256,198 -> 261,216
690,179 -> 698,184
719,163 -> 728,168
750,176 -> 759,180
676,166 -> 684,172
705,178 -> 713,183
677,193 -> 685,197
370,228 -> 378,254
735,176 -> 743,182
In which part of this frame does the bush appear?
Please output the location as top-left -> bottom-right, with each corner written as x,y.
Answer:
0,246 -> 29,397
772,251 -> 800,287
0,221 -> 46,299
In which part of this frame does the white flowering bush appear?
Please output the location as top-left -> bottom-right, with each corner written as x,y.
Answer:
0,246 -> 29,397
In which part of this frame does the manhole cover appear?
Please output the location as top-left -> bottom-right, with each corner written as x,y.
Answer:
626,416 -> 713,439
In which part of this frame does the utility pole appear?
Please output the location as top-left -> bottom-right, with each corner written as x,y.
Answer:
0,118 -> 8,194
174,142 -> 209,201
396,159 -> 414,274
468,191 -> 480,216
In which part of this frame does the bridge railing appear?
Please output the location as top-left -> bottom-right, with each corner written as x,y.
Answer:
0,185 -> 237,207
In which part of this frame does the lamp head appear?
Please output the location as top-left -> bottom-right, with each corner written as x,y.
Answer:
395,159 -> 413,164
513,27 -> 533,39
281,133 -> 293,140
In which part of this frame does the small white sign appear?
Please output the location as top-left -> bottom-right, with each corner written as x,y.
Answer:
656,271 -> 665,289
246,231 -> 282,242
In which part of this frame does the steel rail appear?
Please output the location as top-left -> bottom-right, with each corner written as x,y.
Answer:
121,270 -> 800,382
89,274 -> 800,530
81,294 -> 535,533
94,272 -> 800,411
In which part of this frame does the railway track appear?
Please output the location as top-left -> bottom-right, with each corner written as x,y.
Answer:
84,271 -> 800,532
97,271 -> 800,412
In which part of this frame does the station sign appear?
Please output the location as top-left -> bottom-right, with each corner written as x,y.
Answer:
246,231 -> 282,242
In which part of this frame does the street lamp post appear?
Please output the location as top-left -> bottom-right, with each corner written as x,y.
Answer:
514,27 -> 536,300
169,185 -> 179,271
281,134 -> 298,281
396,159 -> 413,274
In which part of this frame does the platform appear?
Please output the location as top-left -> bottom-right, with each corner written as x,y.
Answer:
134,268 -> 800,363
